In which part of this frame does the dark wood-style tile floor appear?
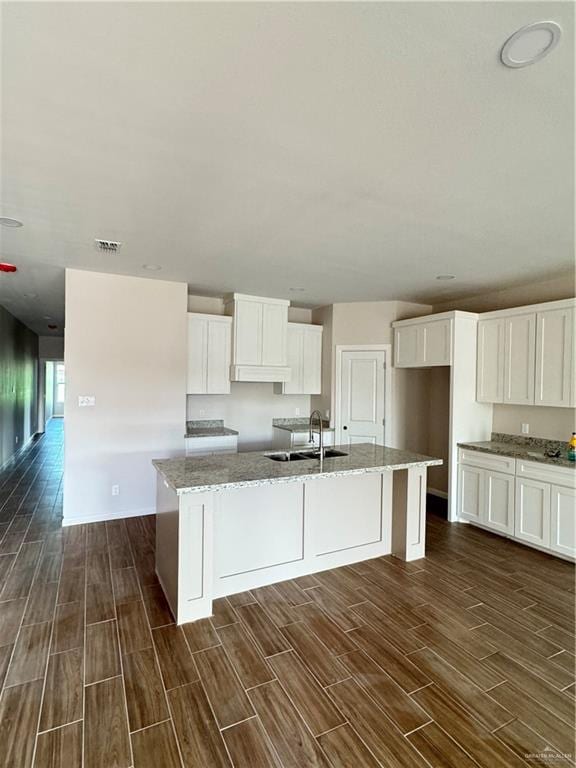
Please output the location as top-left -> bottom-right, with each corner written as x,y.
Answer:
0,419 -> 575,768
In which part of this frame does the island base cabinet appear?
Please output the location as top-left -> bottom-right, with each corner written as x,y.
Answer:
514,477 -> 551,549
550,484 -> 576,558
156,467 -> 431,624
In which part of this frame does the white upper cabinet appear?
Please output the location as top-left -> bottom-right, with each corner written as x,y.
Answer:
475,299 -> 574,407
187,313 -> 232,395
477,318 -> 504,403
279,323 -> 322,395
503,313 -> 536,405
535,307 -> 574,408
393,316 -> 452,367
225,294 -> 291,382
395,324 -> 420,367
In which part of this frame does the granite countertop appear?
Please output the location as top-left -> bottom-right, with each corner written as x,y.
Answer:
458,432 -> 574,470
185,420 -> 239,438
272,418 -> 335,433
154,443 -> 442,495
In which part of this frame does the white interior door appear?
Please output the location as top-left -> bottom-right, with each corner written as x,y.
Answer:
338,350 -> 386,446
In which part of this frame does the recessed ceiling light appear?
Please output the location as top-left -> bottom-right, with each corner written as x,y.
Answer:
0,217 -> 23,228
289,287 -> 305,292
501,21 -> 562,68
142,264 -> 162,271
435,275 -> 455,281
23,292 -> 38,298
0,262 -> 17,273
43,315 -> 53,320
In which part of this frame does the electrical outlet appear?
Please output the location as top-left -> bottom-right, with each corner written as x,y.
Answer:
295,407 -> 300,416
79,396 -> 95,407
521,423 -> 529,434
111,485 -> 120,496
15,436 -> 19,444
199,409 -> 206,416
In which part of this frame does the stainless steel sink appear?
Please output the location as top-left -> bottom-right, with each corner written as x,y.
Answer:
266,449 -> 348,462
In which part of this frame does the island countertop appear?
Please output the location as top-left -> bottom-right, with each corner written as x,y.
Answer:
153,443 -> 442,495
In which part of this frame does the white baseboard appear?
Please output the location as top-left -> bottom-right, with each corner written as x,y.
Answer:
62,506 -> 155,527
427,487 -> 448,500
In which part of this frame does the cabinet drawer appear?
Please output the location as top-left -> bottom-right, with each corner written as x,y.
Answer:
458,449 -> 515,475
516,459 -> 575,488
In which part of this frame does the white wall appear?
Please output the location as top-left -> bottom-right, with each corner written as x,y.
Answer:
64,269 -> 188,525
187,385 -> 311,451
492,405 -> 574,442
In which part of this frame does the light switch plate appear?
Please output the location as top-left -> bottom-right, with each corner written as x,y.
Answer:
79,396 -> 96,407
521,423 -> 529,434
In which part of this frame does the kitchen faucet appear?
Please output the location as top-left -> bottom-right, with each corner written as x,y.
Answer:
309,409 -> 325,467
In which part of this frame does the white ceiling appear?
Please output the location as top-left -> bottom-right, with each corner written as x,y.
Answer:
1,1 -> 574,335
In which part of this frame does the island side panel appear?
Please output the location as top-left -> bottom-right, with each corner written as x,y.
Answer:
391,466 -> 427,561
155,476 -> 180,619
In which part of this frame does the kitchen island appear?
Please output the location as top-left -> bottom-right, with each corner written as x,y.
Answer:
153,444 -> 442,624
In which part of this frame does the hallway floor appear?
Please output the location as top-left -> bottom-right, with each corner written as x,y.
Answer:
0,420 -> 574,767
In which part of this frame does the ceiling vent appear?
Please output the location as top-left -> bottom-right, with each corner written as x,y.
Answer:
94,238 -> 122,253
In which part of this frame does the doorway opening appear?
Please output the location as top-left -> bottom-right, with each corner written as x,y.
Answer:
42,360 -> 65,427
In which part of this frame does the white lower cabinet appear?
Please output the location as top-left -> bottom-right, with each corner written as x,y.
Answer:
458,450 -> 575,560
484,471 -> 514,535
457,464 -> 483,524
550,484 -> 576,558
457,464 -> 513,534
514,477 -> 550,548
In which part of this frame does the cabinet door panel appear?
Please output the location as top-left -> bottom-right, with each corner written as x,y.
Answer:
477,318 -> 504,403
235,300 -> 262,365
535,308 -> 574,407
262,303 -> 288,366
187,316 -> 208,394
458,464 -> 483,524
302,329 -> 322,394
282,325 -> 304,394
394,325 -> 420,367
422,320 -> 452,366
514,478 -> 550,548
207,320 -> 231,394
550,485 -> 576,558
503,314 -> 536,404
484,471 -> 514,534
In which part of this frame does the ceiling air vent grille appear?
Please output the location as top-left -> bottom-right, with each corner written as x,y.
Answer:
94,239 -> 122,253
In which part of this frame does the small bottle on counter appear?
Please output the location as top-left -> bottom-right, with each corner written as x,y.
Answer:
568,433 -> 576,462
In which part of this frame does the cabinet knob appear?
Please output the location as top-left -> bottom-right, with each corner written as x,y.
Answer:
343,426 -> 348,430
